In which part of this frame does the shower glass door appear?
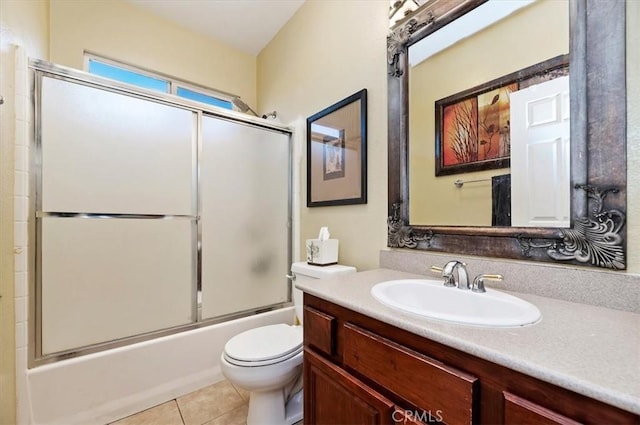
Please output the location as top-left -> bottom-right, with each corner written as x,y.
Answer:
200,115 -> 290,319
38,76 -> 196,355
32,61 -> 292,363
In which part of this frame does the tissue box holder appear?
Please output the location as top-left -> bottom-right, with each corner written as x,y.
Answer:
306,239 -> 339,266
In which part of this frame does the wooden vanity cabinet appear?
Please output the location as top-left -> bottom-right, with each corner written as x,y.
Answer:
303,294 -> 639,425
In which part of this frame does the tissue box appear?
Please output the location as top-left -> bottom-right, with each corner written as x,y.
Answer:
306,239 -> 339,266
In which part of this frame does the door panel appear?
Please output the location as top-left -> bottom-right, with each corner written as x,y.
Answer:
200,116 -> 290,319
510,76 -> 570,227
41,217 -> 194,354
41,76 -> 196,215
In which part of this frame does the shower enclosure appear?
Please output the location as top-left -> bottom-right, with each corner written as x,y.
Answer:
30,59 -> 292,365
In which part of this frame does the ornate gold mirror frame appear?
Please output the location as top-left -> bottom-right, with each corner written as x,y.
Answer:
387,0 -> 627,269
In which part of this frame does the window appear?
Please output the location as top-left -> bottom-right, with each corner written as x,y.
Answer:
87,60 -> 169,93
175,87 -> 232,110
85,54 -> 233,110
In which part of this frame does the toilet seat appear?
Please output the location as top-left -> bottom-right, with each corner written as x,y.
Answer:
224,324 -> 303,367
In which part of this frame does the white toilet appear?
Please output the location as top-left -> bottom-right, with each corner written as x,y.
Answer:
220,261 -> 356,425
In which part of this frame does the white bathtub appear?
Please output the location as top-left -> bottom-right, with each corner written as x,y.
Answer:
26,307 -> 295,425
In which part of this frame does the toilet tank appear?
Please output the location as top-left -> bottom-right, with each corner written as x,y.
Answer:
290,261 -> 356,325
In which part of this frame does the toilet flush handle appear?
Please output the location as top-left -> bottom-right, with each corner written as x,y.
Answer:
286,273 -> 296,281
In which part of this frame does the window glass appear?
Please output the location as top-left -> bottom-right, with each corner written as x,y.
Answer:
176,87 -> 232,110
87,57 -> 233,110
88,59 -> 169,93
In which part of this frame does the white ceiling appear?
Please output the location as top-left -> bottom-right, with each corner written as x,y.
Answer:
125,0 -> 306,56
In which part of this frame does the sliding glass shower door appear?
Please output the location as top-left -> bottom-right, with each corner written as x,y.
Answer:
38,76 -> 197,355
32,61 -> 292,363
200,116 -> 290,319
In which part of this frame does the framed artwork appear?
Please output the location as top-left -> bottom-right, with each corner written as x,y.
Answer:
307,89 -> 367,207
435,55 -> 569,176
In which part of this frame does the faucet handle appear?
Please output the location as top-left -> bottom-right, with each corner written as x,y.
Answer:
430,265 -> 443,273
471,274 -> 503,293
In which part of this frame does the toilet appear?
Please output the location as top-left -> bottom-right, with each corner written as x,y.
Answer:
220,261 -> 356,425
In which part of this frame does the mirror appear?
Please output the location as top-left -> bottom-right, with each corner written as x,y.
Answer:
408,1 -> 569,227
387,0 -> 627,269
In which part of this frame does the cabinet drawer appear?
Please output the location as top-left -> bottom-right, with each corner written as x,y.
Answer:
343,323 -> 477,425
504,392 -> 581,425
303,306 -> 335,356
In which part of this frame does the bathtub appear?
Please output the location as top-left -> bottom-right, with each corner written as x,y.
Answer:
26,307 -> 295,425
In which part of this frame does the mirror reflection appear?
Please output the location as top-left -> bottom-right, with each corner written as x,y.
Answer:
408,0 -> 569,227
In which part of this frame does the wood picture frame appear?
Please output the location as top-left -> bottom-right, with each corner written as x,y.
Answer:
307,89 -> 367,207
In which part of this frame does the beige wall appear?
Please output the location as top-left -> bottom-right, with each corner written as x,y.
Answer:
49,0 -> 258,108
409,1 -> 568,225
257,0 -> 389,271
0,1 -> 49,423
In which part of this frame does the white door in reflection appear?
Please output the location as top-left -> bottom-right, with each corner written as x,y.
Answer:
510,75 -> 570,228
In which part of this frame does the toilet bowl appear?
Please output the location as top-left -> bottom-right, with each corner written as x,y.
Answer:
220,262 -> 356,425
221,324 -> 304,425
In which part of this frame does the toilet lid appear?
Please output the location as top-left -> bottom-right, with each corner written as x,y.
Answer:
224,324 -> 302,364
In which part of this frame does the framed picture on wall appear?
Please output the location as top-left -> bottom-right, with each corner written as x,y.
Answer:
306,89 -> 367,207
434,54 -> 569,176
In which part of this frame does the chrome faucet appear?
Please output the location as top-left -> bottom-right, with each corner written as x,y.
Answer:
431,262 -> 504,293
431,261 -> 470,290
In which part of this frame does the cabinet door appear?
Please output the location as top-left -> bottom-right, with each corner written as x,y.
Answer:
305,349 -> 394,425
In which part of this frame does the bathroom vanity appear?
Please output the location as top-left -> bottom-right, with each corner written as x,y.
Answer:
298,269 -> 640,424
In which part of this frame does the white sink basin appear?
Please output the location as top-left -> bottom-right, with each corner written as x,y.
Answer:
371,279 -> 541,327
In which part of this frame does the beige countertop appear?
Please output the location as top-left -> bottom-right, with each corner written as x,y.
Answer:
296,268 -> 640,415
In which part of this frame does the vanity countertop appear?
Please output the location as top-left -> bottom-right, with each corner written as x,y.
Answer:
296,268 -> 640,415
